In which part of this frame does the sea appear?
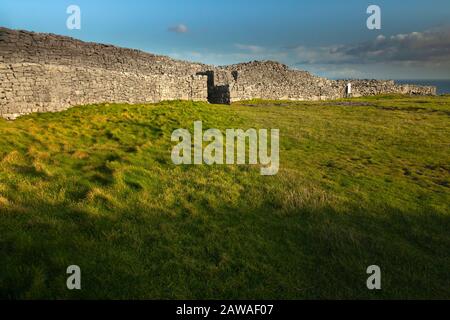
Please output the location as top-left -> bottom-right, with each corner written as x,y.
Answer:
395,80 -> 450,95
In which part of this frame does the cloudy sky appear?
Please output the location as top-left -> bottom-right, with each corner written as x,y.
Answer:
1,0 -> 449,79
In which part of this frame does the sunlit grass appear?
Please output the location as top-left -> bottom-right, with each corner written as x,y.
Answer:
0,96 -> 449,299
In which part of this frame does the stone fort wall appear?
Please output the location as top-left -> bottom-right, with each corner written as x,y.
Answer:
0,27 -> 436,119
0,27 -> 210,119
206,61 -> 436,104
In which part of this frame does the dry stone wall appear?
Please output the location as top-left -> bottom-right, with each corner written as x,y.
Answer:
0,27 -> 437,119
0,27 -> 210,119
0,62 -> 207,119
0,27 -> 209,76
335,79 -> 436,97
208,61 -> 437,104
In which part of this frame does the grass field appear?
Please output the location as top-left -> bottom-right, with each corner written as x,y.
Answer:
0,95 -> 449,299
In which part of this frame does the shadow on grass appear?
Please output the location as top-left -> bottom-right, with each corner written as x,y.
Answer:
1,197 -> 449,300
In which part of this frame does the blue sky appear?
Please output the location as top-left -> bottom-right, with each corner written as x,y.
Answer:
1,0 -> 450,79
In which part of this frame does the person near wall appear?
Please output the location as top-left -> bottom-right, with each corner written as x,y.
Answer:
346,82 -> 352,98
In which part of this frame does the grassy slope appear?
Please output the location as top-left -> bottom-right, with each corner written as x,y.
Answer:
0,96 -> 449,299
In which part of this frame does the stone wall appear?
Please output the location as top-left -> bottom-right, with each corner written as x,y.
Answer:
0,27 -> 210,119
0,62 -> 207,120
207,61 -> 436,104
0,27 -> 209,76
0,27 -> 437,119
335,79 -> 437,97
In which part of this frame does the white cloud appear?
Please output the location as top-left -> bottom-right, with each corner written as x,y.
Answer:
166,27 -> 450,79
168,24 -> 188,33
329,28 -> 450,65
286,27 -> 450,79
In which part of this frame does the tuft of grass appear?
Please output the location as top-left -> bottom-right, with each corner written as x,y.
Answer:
0,96 -> 449,299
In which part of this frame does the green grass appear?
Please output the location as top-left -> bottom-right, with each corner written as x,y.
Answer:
0,96 -> 449,299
